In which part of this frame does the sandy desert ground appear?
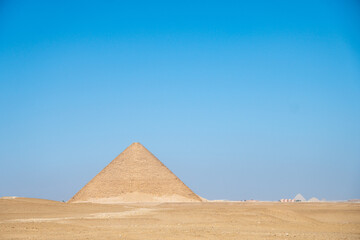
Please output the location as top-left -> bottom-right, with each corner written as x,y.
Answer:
0,197 -> 359,240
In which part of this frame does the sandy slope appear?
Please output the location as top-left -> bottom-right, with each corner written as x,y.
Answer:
1,197 -> 359,239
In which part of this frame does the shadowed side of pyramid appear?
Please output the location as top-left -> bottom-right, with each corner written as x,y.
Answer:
68,143 -> 202,203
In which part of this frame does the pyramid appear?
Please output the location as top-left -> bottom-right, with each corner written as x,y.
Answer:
308,197 -> 320,202
294,193 -> 306,202
68,143 -> 202,203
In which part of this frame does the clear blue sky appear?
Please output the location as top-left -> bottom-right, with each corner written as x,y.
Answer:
0,0 -> 359,201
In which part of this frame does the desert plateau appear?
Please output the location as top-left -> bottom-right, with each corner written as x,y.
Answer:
0,197 -> 359,240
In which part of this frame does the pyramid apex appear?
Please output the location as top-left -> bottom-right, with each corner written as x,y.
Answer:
130,142 -> 143,147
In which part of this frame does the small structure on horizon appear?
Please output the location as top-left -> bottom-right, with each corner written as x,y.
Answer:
294,193 -> 306,202
280,198 -> 294,202
308,197 -> 320,202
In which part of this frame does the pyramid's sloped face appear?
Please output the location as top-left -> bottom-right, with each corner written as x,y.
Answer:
294,194 -> 306,202
69,143 -> 201,203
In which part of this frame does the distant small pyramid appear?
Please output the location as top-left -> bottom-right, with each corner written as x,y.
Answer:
308,197 -> 320,202
294,193 -> 306,202
68,143 -> 202,203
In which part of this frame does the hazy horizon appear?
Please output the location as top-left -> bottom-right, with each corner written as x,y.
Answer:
0,0 -> 359,202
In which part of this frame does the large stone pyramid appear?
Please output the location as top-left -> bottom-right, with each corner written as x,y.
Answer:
69,143 -> 202,203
